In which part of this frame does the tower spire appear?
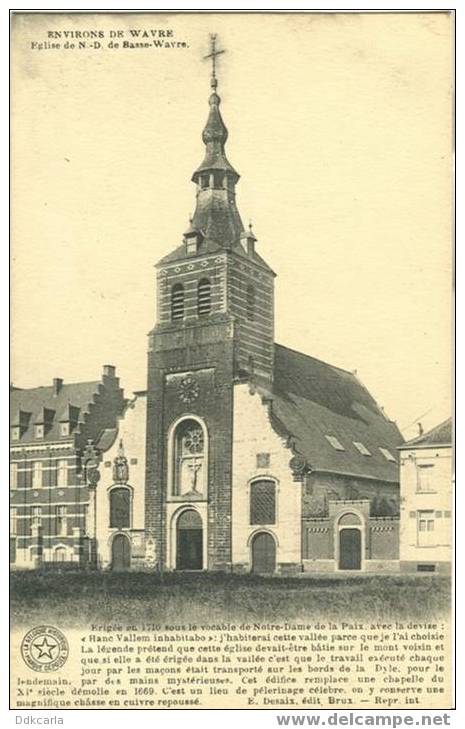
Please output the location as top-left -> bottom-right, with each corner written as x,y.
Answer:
189,33 -> 243,247
203,33 -> 225,91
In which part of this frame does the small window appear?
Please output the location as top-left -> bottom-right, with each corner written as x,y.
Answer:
186,238 -> 197,255
55,505 -> 67,536
379,447 -> 396,462
35,424 -> 44,439
31,506 -> 42,528
171,283 -> 185,321
57,460 -> 68,487
32,462 -> 42,488
11,427 -> 20,441
10,508 -> 17,536
197,278 -> 212,317
417,464 -> 434,492
353,441 -> 371,456
200,173 -> 209,189
213,171 -> 224,188
250,480 -> 276,525
60,422 -> 70,437
325,435 -> 345,451
10,463 -> 18,489
417,564 -> 436,573
256,452 -> 270,468
246,284 -> 255,321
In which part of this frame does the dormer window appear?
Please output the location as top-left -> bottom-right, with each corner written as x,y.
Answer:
325,435 -> 345,451
353,441 -> 371,456
171,284 -> 185,321
35,424 -> 44,439
379,447 -> 396,462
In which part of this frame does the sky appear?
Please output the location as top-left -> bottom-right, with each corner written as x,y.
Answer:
11,11 -> 453,441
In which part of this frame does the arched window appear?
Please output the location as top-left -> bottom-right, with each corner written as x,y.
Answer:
246,284 -> 255,321
173,419 -> 206,497
171,283 -> 185,321
250,480 -> 276,525
54,546 -> 67,563
197,278 -> 212,317
109,487 -> 131,529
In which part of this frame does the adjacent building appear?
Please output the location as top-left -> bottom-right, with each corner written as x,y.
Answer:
9,366 -> 126,568
399,418 -> 453,574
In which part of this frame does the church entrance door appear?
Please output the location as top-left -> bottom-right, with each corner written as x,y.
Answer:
112,533 -> 131,571
339,528 -> 361,570
251,532 -> 276,574
176,509 -> 203,570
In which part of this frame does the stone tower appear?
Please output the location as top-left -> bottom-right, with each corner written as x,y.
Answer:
145,37 -> 275,571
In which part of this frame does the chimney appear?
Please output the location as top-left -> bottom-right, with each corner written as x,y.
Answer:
418,422 -> 424,436
53,378 -> 63,395
103,365 -> 116,378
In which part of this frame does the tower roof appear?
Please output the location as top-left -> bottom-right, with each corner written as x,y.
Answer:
192,90 -> 239,183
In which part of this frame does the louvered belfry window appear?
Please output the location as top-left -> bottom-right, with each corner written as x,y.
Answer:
250,480 -> 276,525
246,284 -> 255,321
197,278 -> 212,317
171,283 -> 185,321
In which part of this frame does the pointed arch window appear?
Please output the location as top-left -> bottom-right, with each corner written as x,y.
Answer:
198,278 -> 212,317
246,284 -> 255,321
171,283 -> 185,321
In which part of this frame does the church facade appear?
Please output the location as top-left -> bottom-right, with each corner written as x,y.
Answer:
11,46 -> 404,575
94,53 -> 403,575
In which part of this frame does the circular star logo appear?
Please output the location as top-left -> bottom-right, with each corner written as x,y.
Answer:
21,625 -> 69,672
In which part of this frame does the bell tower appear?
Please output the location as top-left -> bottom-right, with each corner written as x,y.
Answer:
145,35 -> 275,571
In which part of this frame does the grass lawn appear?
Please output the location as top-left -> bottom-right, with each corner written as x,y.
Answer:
10,571 -> 450,627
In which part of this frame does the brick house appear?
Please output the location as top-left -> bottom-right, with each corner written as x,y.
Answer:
9,366 -> 126,568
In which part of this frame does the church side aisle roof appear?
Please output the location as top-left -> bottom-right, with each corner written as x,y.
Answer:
264,344 -> 404,483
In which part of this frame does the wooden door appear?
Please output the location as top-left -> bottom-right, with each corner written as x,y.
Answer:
251,532 -> 276,574
112,533 -> 131,571
339,528 -> 361,570
176,510 -> 203,570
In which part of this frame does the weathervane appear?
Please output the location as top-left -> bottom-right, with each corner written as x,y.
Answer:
203,33 -> 225,89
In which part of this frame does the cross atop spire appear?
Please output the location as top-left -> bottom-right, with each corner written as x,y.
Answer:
203,33 -> 225,90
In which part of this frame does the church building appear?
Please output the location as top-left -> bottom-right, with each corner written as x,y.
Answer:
11,39 -> 404,574
95,40 -> 403,575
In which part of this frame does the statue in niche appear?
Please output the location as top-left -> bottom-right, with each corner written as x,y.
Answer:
113,440 -> 129,484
